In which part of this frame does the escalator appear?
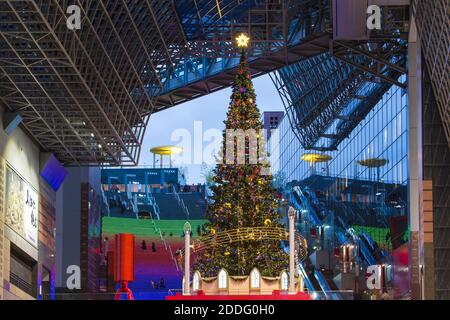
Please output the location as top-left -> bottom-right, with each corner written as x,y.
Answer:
288,185 -> 385,299
284,243 -> 324,299
347,228 -> 377,266
292,186 -> 321,226
303,189 -> 379,267
298,261 -> 317,295
336,229 -> 347,245
291,185 -> 381,278
290,187 -> 340,299
314,269 -> 341,300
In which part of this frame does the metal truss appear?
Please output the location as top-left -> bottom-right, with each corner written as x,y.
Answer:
327,79 -> 396,151
0,0 -> 188,166
155,0 -> 331,110
412,0 -> 450,152
0,0 -> 332,165
331,38 -> 407,89
174,0 -> 259,40
272,54 -> 362,150
0,0 -> 413,165
331,5 -> 409,89
271,4 -> 408,151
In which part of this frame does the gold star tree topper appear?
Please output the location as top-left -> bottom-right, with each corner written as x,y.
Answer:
236,33 -> 250,48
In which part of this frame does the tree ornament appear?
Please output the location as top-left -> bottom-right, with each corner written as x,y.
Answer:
236,33 -> 250,48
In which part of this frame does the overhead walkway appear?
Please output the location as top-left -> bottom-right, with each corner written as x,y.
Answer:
154,0 -> 331,111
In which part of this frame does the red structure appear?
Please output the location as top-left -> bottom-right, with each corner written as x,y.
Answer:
113,234 -> 135,300
166,291 -> 311,301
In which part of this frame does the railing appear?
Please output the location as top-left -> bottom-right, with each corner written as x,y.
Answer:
168,245 -> 179,272
167,289 -> 183,297
314,270 -> 342,300
347,227 -> 376,266
132,194 -> 139,219
173,185 -> 190,219
298,261 -> 316,293
292,186 -> 321,226
147,192 -> 161,220
308,290 -> 354,300
10,272 -> 34,297
148,213 -> 179,273
205,185 -> 214,202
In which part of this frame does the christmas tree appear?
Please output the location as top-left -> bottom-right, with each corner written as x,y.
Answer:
194,35 -> 289,277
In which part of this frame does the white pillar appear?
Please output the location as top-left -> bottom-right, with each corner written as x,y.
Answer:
288,207 -> 296,293
183,222 -> 191,295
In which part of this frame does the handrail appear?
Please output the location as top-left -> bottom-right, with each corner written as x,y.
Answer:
10,272 -> 34,297
298,261 -> 315,293
172,185 -> 190,219
181,199 -> 190,219
292,186 -> 320,226
314,270 -> 342,300
148,192 -> 161,220
167,289 -> 183,296
101,188 -> 110,217
132,194 -> 139,219
148,212 -> 179,272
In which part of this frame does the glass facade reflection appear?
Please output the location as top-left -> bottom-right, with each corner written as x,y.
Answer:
269,76 -> 411,299
271,77 -> 408,186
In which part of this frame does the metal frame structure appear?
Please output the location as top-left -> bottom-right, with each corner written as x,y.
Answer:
0,0 -> 331,166
155,0 -> 331,111
1,1 -> 443,166
0,0 -> 186,166
271,4 -> 408,151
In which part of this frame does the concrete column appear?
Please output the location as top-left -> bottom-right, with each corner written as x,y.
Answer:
288,207 -> 296,293
183,222 -> 191,296
407,17 -> 423,300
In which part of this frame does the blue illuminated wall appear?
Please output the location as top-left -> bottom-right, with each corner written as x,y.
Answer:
40,153 -> 68,191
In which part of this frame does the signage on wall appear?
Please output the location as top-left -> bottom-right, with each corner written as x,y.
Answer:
4,166 -> 39,247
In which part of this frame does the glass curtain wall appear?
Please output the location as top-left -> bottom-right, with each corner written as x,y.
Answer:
271,77 -> 409,188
